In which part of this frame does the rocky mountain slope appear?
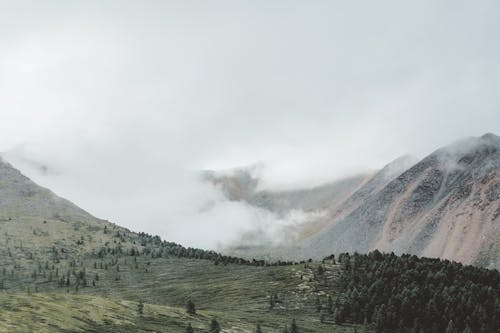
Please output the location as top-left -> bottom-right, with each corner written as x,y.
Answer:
203,156 -> 416,246
207,134 -> 500,268
297,133 -> 500,268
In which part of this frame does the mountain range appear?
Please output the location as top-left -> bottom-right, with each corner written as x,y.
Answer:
0,134 -> 499,332
204,133 -> 500,269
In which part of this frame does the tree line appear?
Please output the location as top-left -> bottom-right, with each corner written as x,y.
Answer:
135,232 -> 302,267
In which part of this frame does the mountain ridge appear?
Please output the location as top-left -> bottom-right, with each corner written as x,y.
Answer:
206,134 -> 500,268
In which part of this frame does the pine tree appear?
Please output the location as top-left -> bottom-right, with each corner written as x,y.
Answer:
209,319 -> 220,333
290,319 -> 299,333
137,300 -> 144,316
327,295 -> 333,314
334,307 -> 344,324
411,317 -> 422,333
374,304 -> 386,333
269,294 -> 276,310
315,296 -> 322,312
186,300 -> 196,314
255,323 -> 263,333
462,326 -> 472,333
185,323 -> 194,333
446,320 -> 455,333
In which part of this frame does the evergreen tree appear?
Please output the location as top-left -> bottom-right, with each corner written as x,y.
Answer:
269,294 -> 276,310
334,307 -> 343,324
185,323 -> 194,333
209,319 -> 221,333
186,300 -> 196,314
327,295 -> 333,314
446,320 -> 455,333
137,300 -> 144,316
290,319 -> 299,333
315,296 -> 322,312
463,326 -> 472,333
411,318 -> 422,333
255,323 -> 263,333
375,304 -> 386,333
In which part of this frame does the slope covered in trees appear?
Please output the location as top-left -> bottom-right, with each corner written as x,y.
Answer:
334,251 -> 500,333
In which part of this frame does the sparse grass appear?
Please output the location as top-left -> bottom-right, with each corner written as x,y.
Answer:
0,293 -> 221,333
0,292 -> 367,333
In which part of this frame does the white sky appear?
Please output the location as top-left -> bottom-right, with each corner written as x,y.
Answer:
1,1 -> 500,248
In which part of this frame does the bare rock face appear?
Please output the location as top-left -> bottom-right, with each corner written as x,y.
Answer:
295,134 -> 500,268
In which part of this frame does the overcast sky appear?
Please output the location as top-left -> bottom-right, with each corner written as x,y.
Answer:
1,1 -> 500,248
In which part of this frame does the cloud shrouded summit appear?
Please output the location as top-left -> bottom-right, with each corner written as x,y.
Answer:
1,1 -> 500,249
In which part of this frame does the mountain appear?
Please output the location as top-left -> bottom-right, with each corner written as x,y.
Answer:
0,146 -> 499,333
206,134 -> 500,268
296,133 -> 500,268
0,156 -> 363,332
201,168 -> 373,258
203,155 -> 417,256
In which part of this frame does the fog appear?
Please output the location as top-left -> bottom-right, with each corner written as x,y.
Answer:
1,1 -> 500,249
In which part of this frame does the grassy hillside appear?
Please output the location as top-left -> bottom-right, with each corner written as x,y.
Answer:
0,293 -> 202,333
0,292 -> 367,333
0,217 -> 366,332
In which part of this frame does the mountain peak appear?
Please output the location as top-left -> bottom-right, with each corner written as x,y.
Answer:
429,133 -> 500,163
480,132 -> 500,143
